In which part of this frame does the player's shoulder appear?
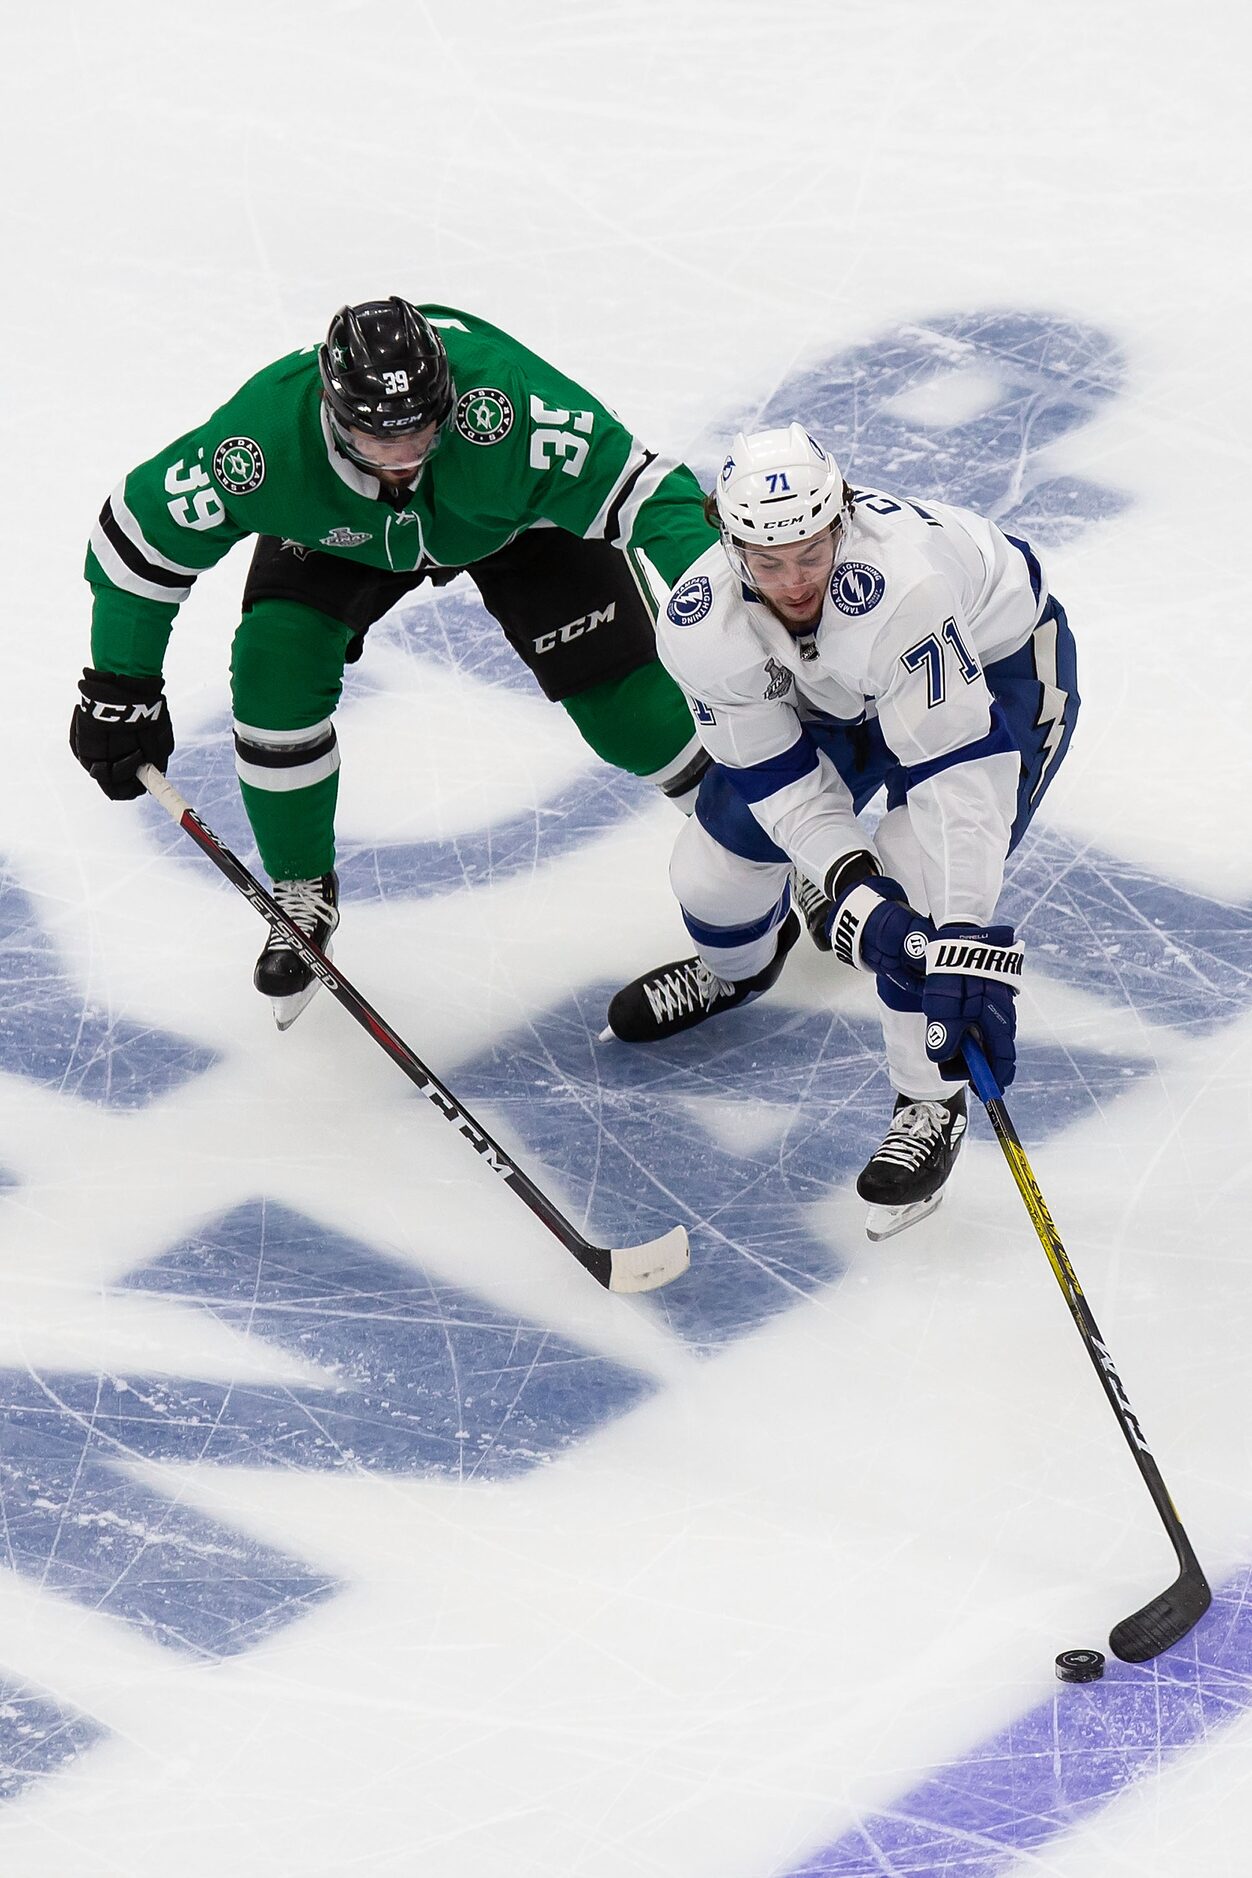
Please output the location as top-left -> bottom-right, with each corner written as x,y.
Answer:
828,497 -> 946,627
222,346 -> 320,422
193,348 -> 321,501
662,546 -> 744,632
658,549 -> 763,686
419,303 -> 519,369
121,348 -> 317,514
420,304 -> 548,447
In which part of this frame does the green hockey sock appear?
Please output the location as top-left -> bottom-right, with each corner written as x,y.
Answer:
239,773 -> 339,882
560,661 -> 697,778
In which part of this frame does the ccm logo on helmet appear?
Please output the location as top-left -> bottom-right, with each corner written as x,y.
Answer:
830,562 -> 885,616
667,575 -> 714,627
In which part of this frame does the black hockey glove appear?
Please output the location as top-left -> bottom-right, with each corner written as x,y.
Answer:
69,668 -> 174,801
922,924 -> 1025,1088
825,858 -> 931,995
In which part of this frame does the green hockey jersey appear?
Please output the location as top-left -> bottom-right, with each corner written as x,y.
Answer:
86,305 -> 717,676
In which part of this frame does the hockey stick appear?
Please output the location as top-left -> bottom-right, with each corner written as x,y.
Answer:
137,765 -> 688,1296
963,1037 -> 1210,1662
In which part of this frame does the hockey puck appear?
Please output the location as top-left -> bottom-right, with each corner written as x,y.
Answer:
1055,1648 -> 1105,1683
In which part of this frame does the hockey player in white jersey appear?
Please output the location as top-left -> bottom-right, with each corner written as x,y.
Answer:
607,424 -> 1080,1238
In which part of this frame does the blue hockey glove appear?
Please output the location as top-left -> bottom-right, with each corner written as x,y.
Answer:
923,924 -> 1024,1087
826,874 -> 931,994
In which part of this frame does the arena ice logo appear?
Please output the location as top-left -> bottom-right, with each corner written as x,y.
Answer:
667,574 -> 714,627
3,305 -> 1191,1814
830,561 -> 885,616
212,436 -> 266,494
455,387 -> 514,445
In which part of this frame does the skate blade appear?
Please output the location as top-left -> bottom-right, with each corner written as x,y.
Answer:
865,1187 -> 947,1242
270,980 -> 322,1031
265,937 -> 334,1032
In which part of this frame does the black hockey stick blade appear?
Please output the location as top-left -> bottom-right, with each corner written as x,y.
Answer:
1109,1565 -> 1213,1664
138,766 -> 691,1296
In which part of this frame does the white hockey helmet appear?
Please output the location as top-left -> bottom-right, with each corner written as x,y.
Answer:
714,423 -> 849,586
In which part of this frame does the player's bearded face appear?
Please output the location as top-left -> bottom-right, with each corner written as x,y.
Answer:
336,416 -> 443,484
741,530 -> 838,630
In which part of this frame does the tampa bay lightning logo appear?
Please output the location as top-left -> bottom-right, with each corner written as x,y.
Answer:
667,574 -> 714,627
831,561 -> 886,616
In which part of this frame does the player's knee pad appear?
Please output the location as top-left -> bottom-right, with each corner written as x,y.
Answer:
669,812 -> 790,929
230,599 -> 353,729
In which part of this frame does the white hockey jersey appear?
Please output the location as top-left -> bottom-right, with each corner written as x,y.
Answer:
656,490 -> 1048,927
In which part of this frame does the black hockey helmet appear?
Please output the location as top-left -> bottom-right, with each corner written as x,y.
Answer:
318,298 -> 456,451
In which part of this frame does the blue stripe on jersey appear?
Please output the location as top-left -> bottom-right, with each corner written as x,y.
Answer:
694,767 -> 790,863
1005,532 -> 1043,605
720,732 -> 820,805
897,702 -> 1016,795
681,886 -> 792,952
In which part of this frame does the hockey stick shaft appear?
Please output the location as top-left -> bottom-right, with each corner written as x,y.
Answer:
963,1037 -> 1209,1655
137,766 -> 687,1294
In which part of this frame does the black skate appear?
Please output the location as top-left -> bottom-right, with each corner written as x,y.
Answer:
253,871 -> 340,1031
856,1088 -> 967,1241
606,911 -> 800,1043
790,868 -> 835,952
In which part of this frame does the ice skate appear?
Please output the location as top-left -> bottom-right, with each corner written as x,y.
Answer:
857,1088 -> 967,1241
606,911 -> 800,1043
253,871 -> 340,1030
790,868 -> 835,952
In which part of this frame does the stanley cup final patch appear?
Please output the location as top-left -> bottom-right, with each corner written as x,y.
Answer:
212,437 -> 266,493
454,388 -> 514,444
763,657 -> 793,700
320,526 -> 373,547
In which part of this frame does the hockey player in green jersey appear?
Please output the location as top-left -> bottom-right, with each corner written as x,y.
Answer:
71,297 -> 717,1025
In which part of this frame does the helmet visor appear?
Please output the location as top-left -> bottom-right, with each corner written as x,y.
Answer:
730,528 -> 839,626
330,411 -> 445,477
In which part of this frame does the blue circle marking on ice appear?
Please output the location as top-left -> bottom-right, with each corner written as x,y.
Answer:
831,561 -> 886,615
667,574 -> 714,627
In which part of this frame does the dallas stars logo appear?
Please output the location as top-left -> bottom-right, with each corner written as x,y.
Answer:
454,386 -> 514,446
212,436 -> 266,494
